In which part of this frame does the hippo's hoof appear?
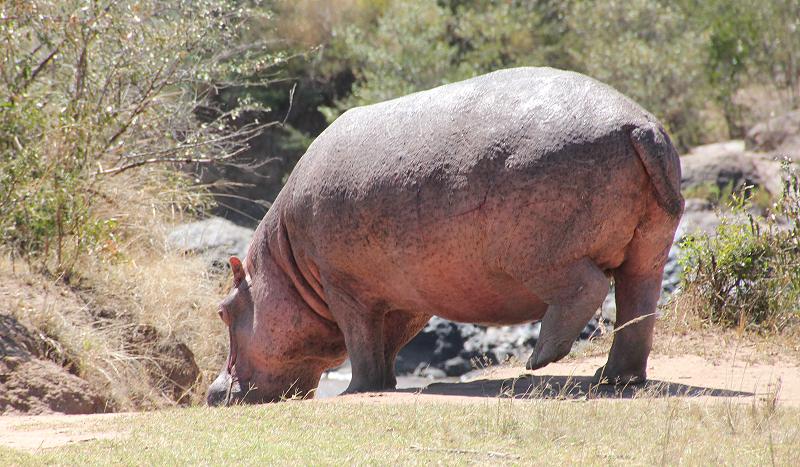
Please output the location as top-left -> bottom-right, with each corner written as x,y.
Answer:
526,342 -> 571,371
342,381 -> 385,395
592,366 -> 646,386
525,354 -> 546,371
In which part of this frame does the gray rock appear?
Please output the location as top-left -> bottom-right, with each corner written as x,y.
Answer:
166,217 -> 254,265
681,142 -> 760,192
677,199 -> 723,237
396,315 -> 613,377
746,110 -> 800,160
443,357 -> 473,377
680,140 -> 786,197
686,140 -> 746,159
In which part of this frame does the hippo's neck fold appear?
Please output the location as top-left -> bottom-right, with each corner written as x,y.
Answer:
248,207 -> 334,325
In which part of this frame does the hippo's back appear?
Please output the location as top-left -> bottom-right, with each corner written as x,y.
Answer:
289,67 -> 652,208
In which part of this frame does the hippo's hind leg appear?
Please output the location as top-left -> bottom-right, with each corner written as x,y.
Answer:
594,210 -> 680,385
592,270 -> 661,385
326,287 -> 387,394
525,258 -> 609,370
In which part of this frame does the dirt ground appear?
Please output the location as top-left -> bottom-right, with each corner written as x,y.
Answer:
335,353 -> 798,405
1,348 -> 798,453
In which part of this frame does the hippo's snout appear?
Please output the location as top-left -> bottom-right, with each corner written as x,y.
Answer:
207,371 -> 242,406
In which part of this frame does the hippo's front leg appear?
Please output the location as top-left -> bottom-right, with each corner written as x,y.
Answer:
326,287 -> 387,394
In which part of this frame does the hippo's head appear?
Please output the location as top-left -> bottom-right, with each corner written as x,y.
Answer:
207,256 -> 342,405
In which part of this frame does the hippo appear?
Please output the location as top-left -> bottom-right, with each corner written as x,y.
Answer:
207,67 -> 683,405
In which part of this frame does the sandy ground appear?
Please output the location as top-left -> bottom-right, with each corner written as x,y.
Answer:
0,413 -> 131,453
1,352 -> 798,453
332,354 -> 798,405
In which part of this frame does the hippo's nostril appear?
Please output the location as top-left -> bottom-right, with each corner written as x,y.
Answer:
207,371 -> 236,407
207,388 -> 226,406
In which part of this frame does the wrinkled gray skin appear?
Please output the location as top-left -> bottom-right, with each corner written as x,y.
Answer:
207,67 -> 684,405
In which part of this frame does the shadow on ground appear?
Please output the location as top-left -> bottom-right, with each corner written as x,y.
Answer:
399,375 -> 753,400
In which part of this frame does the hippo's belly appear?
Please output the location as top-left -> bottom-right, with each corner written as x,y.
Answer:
409,272 -> 550,326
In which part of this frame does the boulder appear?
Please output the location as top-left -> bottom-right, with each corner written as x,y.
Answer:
746,110 -> 800,160
396,314 -> 611,377
676,199 -> 723,237
681,140 -> 786,198
0,314 -> 107,415
166,217 -> 254,266
686,140 -> 747,159
125,324 -> 201,405
681,141 -> 760,192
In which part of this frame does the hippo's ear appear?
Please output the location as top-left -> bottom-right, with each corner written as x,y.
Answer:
229,256 -> 245,286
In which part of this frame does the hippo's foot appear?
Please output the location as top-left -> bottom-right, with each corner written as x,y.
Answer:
525,339 -> 572,371
591,365 -> 646,386
342,379 -> 390,395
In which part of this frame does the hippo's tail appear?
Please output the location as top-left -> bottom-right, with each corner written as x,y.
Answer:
630,122 -> 684,218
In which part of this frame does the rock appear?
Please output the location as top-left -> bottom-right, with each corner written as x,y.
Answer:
0,314 -> 107,415
746,110 -> 800,160
677,199 -> 723,237
443,357 -> 473,377
125,325 -> 201,405
394,317 -> 464,374
660,243 -> 683,300
0,313 -> 42,359
166,217 -> 254,266
414,365 -> 447,379
579,315 -> 611,340
600,286 -> 617,322
752,156 -> 791,197
396,315 -> 614,378
681,140 -> 787,204
681,141 -> 764,192
686,140 -> 747,159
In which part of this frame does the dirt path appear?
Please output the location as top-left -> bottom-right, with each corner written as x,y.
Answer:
1,353 -> 798,452
0,413 -> 130,452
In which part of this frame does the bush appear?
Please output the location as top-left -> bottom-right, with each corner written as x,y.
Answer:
566,0 -> 714,151
321,0 -> 552,120
321,0 -> 457,118
678,162 -> 800,332
0,0 -> 273,274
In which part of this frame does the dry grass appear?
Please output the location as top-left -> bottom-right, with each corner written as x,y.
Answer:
657,294 -> 800,362
563,296 -> 800,371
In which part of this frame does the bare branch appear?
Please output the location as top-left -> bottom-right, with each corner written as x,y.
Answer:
97,156 -> 232,176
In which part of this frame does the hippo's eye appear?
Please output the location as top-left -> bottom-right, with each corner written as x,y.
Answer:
218,308 -> 231,326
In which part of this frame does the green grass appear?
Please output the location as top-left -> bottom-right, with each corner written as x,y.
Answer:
2,397 -> 799,465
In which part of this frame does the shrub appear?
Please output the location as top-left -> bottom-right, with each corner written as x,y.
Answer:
0,0 -> 273,274
678,162 -> 800,332
320,0 -> 553,121
566,0 -> 714,151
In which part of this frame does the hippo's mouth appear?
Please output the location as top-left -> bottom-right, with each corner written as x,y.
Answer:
207,370 -> 281,406
207,371 -> 253,406
226,326 -> 237,375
